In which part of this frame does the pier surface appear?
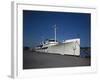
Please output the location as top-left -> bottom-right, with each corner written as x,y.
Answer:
23,50 -> 90,69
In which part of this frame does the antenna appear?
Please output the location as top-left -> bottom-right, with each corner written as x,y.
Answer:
54,24 -> 57,42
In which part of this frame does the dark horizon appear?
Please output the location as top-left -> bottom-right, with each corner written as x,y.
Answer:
23,10 -> 91,48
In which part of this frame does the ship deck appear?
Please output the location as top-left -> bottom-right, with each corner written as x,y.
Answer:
23,50 -> 90,69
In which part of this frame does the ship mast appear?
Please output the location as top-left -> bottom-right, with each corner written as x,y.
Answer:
54,24 -> 56,42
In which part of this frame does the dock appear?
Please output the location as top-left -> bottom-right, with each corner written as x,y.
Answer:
23,50 -> 90,69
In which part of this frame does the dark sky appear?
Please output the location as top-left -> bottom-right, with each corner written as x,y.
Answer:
23,10 -> 91,47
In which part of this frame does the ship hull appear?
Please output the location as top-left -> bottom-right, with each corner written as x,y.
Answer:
35,39 -> 80,56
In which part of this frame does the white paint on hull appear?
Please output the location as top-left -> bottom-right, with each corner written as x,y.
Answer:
35,39 -> 80,56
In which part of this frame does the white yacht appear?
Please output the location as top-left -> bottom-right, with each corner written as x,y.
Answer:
35,25 -> 80,56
